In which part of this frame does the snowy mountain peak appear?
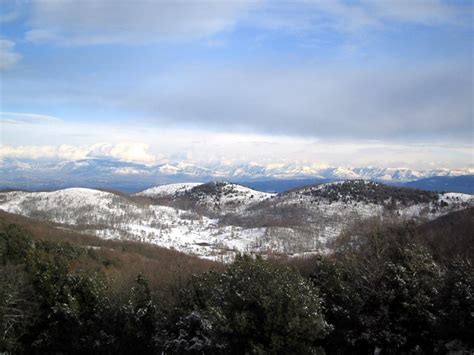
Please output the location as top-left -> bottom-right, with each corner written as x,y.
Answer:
1,157 -> 472,193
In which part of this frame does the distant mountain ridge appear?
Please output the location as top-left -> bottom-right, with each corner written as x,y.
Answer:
398,175 -> 474,195
242,175 -> 474,195
1,157 -> 471,193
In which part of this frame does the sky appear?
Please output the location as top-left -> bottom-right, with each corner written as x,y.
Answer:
0,0 -> 473,170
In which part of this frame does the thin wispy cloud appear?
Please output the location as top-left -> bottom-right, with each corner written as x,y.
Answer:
0,112 -> 62,124
245,0 -> 469,37
0,38 -> 21,70
0,0 -> 22,24
26,0 -> 260,45
0,10 -> 19,24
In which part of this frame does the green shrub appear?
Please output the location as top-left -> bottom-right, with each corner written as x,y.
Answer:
170,255 -> 329,354
0,224 -> 33,265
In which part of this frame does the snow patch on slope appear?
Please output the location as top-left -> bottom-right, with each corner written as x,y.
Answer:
135,183 -> 203,197
183,182 -> 276,213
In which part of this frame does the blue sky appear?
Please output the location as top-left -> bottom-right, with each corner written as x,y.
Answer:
0,0 -> 472,169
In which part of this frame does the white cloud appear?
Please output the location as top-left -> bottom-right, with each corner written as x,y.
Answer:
24,29 -> 59,44
0,38 -> 21,70
317,0 -> 463,31
0,144 -> 88,161
27,0 -> 259,45
0,142 -> 158,165
87,142 -> 157,164
0,125 -> 471,170
363,0 -> 461,26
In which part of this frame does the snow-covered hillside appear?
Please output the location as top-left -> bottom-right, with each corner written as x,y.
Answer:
135,183 -> 203,198
217,180 -> 474,253
138,182 -> 276,215
174,182 -> 276,213
271,180 -> 473,222
0,188 -> 154,227
0,181 -> 472,260
0,187 -> 268,261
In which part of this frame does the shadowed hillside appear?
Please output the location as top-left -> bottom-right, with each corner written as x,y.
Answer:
415,207 -> 474,261
0,210 -> 221,303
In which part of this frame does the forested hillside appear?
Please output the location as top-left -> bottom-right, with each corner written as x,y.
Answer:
1,209 -> 472,353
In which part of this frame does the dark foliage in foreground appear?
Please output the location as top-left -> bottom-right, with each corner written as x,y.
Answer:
0,210 -> 473,354
167,256 -> 329,353
0,225 -> 328,353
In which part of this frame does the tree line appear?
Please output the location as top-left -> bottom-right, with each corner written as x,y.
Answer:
0,209 -> 472,354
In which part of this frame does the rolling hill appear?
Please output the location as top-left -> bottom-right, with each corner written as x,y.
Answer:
0,180 -> 472,260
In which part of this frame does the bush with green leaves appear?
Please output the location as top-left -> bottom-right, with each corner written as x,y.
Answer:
311,222 -> 443,354
0,225 -> 37,352
115,274 -> 164,353
170,255 -> 330,354
0,224 -> 33,265
24,246 -> 116,352
435,258 -> 474,353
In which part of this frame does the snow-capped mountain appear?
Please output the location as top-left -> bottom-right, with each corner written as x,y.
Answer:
0,180 -> 472,260
0,157 -> 471,192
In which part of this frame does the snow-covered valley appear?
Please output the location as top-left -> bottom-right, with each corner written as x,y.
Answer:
0,181 -> 472,260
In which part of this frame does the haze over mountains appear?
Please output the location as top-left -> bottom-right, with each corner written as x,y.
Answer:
1,157 -> 473,194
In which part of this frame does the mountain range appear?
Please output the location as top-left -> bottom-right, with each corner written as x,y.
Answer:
1,157 -> 472,194
1,180 -> 473,260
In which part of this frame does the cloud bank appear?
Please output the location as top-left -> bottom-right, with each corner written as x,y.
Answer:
0,142 -> 157,165
116,61 -> 473,142
24,0 -> 470,46
1,118 -> 472,170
